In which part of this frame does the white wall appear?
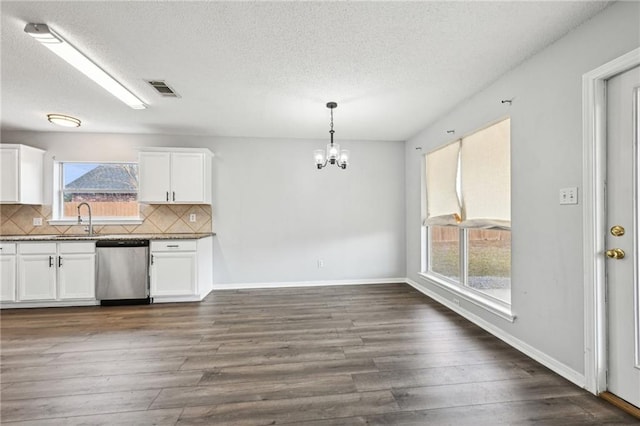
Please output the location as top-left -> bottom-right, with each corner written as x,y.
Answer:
405,1 -> 640,378
0,131 -> 406,286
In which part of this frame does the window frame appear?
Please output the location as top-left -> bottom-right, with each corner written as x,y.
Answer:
50,161 -> 143,225
420,117 -> 514,322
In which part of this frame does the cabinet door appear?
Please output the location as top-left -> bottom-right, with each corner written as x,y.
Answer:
150,252 -> 196,296
171,152 -> 205,203
18,255 -> 56,301
0,148 -> 19,203
0,255 -> 16,301
139,152 -> 171,203
58,253 -> 95,300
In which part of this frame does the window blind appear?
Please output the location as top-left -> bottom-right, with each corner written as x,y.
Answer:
460,118 -> 511,229
424,141 -> 461,226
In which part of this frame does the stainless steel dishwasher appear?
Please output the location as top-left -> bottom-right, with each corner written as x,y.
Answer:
96,240 -> 150,305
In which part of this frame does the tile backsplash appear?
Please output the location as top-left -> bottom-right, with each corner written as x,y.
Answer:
0,204 -> 212,236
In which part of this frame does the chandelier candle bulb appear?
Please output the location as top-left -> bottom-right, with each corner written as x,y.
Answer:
314,150 -> 326,168
327,143 -> 340,163
338,150 -> 350,169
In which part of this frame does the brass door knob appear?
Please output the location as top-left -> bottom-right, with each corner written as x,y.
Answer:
606,248 -> 625,259
610,225 -> 625,237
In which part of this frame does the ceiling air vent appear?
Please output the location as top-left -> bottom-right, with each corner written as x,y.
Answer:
147,80 -> 180,98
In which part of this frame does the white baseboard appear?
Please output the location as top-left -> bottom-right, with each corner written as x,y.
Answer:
0,300 -> 100,309
405,278 -> 586,389
152,295 -> 203,303
214,277 -> 406,290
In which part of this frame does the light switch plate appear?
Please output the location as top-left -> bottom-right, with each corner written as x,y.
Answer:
559,187 -> 578,205
33,217 -> 43,226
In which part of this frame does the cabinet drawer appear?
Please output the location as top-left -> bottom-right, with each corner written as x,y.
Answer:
58,242 -> 95,254
18,243 -> 56,254
0,243 -> 16,255
151,240 -> 196,252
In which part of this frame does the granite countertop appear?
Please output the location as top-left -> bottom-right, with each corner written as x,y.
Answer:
0,233 -> 215,242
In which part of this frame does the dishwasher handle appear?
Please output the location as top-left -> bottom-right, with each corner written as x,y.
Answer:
96,240 -> 149,248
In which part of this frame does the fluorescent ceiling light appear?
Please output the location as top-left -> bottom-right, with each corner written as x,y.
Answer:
24,23 -> 146,110
47,114 -> 81,127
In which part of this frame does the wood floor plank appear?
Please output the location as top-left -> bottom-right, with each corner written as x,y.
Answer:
1,371 -> 203,400
48,343 -> 220,364
41,335 -> 203,354
0,353 -> 62,367
1,283 -> 636,424
179,347 -> 346,370
0,389 -> 161,423
373,347 -> 529,371
343,335 -> 511,359
151,374 -> 357,409
354,361 -> 534,392
1,357 -> 186,384
198,358 -> 378,385
216,335 -> 363,353
177,390 -> 399,425
2,408 -> 184,426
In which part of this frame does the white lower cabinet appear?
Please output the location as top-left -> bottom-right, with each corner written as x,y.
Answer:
58,252 -> 96,300
151,251 -> 197,296
14,242 -> 95,304
150,237 -> 213,302
0,243 -> 17,302
17,243 -> 57,301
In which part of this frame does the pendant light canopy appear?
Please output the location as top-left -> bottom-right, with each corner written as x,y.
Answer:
314,102 -> 349,170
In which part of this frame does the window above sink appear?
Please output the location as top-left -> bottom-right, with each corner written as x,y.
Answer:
50,161 -> 143,225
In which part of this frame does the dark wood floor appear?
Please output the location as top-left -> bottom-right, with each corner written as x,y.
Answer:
0,283 -> 637,425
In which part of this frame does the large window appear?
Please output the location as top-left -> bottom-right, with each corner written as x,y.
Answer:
56,162 -> 139,220
423,118 -> 511,306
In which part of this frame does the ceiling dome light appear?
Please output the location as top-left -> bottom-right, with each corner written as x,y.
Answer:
47,114 -> 81,128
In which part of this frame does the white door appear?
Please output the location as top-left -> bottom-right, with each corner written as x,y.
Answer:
138,152 -> 171,203
606,65 -> 640,407
58,253 -> 95,299
171,152 -> 204,203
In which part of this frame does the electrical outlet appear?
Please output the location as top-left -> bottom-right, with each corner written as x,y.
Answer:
559,187 -> 578,205
189,213 -> 197,222
33,217 -> 43,226
317,259 -> 324,268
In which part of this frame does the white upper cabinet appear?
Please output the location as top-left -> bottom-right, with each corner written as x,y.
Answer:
138,148 -> 212,204
138,151 -> 172,202
0,144 -> 45,204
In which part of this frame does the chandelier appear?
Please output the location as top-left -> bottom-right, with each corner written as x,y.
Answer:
314,102 -> 349,169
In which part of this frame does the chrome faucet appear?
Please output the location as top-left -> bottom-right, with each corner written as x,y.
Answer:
77,202 -> 93,236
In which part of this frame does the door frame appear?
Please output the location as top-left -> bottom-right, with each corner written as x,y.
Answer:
583,47 -> 640,395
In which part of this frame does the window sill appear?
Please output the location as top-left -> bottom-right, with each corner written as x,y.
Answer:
48,218 -> 144,226
418,272 -> 515,322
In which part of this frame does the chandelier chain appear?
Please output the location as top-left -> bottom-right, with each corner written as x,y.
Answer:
330,108 -> 334,133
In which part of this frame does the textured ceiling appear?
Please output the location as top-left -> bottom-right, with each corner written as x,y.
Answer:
1,1 -> 610,141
